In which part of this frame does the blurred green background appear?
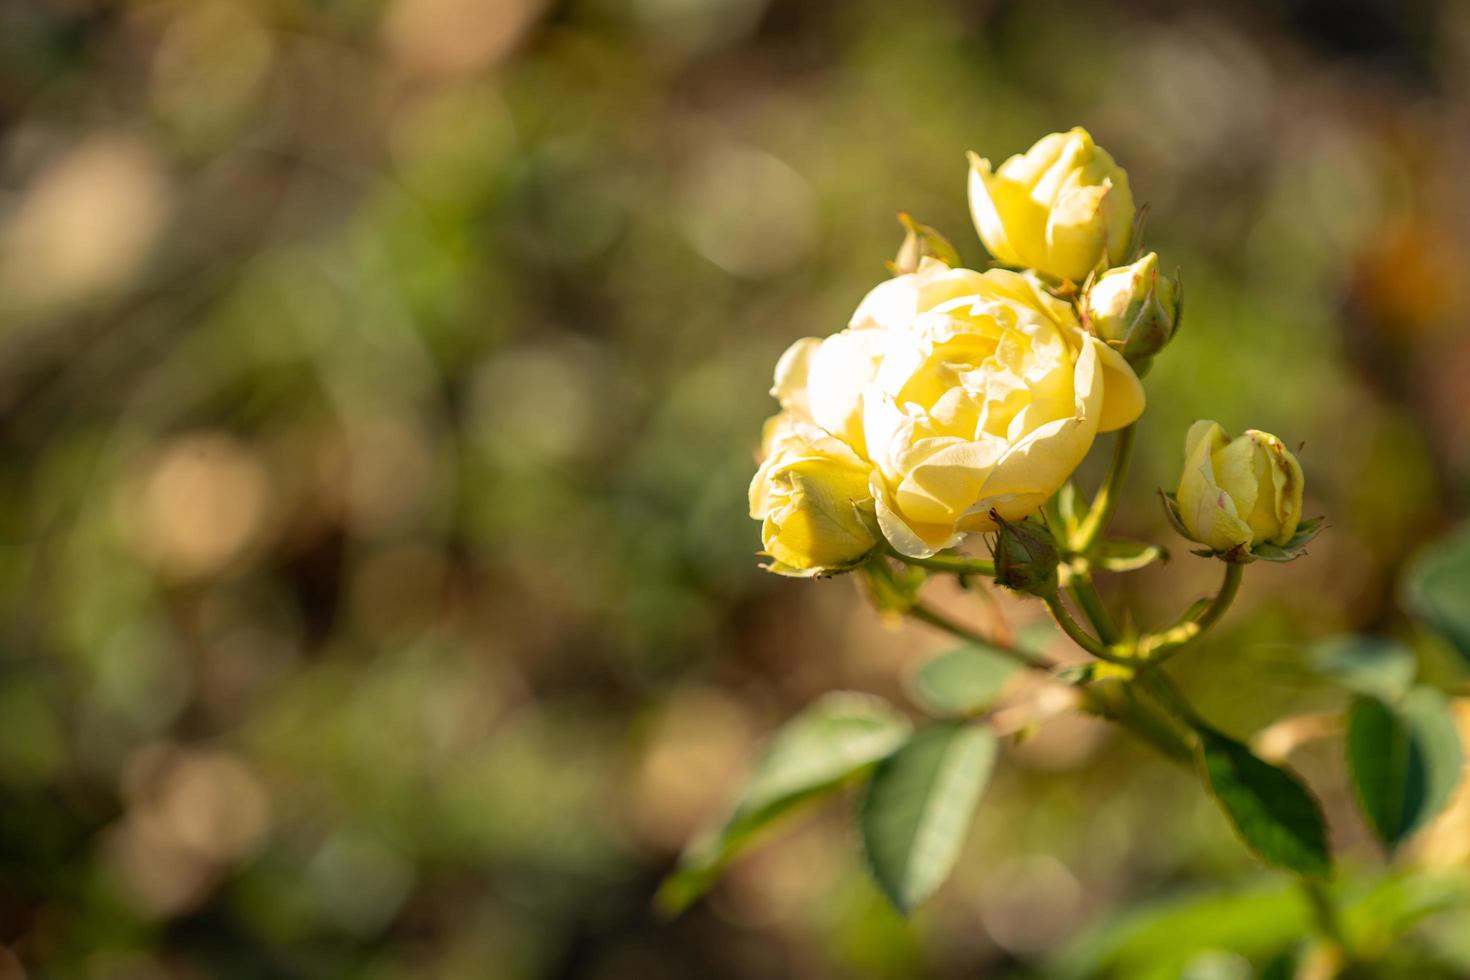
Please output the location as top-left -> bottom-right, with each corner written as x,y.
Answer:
2,0 -> 1469,976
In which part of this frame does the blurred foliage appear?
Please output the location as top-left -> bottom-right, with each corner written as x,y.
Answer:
1,0 -> 1469,976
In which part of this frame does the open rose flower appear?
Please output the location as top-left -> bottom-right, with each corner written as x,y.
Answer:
766,259 -> 1145,559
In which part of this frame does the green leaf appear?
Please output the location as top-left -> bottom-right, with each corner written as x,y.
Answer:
1196,728 -> 1331,877
1403,523 -> 1470,664
859,722 -> 997,915
657,692 -> 910,915
1054,663 -> 1097,686
1052,879 -> 1310,979
1094,538 -> 1168,573
1159,490 -> 1194,542
1309,635 -> 1417,700
1347,687 -> 1464,851
1257,949 -> 1299,980
1342,868 -> 1470,956
911,646 -> 1020,718
1015,617 -> 1056,655
1053,871 -> 1470,980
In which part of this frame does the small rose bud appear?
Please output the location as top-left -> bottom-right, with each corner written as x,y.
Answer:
991,511 -> 1060,596
1163,421 -> 1320,563
750,414 -> 878,576
889,212 -> 961,275
1085,251 -> 1180,371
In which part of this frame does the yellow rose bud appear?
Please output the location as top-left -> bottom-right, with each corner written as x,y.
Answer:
749,414 -> 877,576
1173,421 -> 1304,556
968,127 -> 1135,283
1084,251 -> 1180,371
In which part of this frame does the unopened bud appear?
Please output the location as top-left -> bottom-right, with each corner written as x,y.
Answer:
889,213 -> 961,275
991,511 -> 1060,596
1085,251 -> 1180,371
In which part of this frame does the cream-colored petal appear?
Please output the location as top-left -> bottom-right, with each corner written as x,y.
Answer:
976,268 -> 1078,332
870,471 -> 964,559
1025,129 -> 1090,206
1274,445 -> 1304,542
1216,434 -> 1268,532
1248,429 -> 1304,543
1044,181 -> 1110,282
997,131 -> 1070,184
893,436 -> 1005,526
1088,337 -> 1146,432
1177,427 -> 1252,551
749,459 -> 774,519
967,491 -> 1050,527
968,153 -> 1042,268
806,330 -> 884,453
850,259 -> 992,331
1183,420 -> 1228,462
849,276 -> 918,331
861,389 -> 914,484
967,153 -> 1022,268
973,338 -> 1103,505
771,337 -> 819,419
1092,147 -> 1135,264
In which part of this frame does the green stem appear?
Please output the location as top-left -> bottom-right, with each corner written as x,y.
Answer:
1075,424 -> 1135,553
907,602 -> 1051,671
1142,562 -> 1244,664
1068,573 -> 1120,645
1044,594 -> 1127,663
1077,683 -> 1193,767
1193,562 -> 1243,633
1300,876 -> 1354,963
885,546 -> 996,578
1136,666 -> 1208,732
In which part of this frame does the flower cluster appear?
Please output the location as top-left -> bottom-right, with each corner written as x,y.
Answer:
750,127 -> 1225,576
669,129 -> 1417,935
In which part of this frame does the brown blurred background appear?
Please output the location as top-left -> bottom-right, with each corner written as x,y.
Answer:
1,0 -> 1469,976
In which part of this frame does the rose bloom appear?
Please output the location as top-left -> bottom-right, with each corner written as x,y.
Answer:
766,259 -> 1144,558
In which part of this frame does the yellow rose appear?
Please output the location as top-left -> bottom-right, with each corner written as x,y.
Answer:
968,127 -> 1135,283
1174,421 -> 1304,555
771,259 -> 1144,559
767,259 -> 987,455
749,414 -> 877,576
859,263 -> 1144,556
